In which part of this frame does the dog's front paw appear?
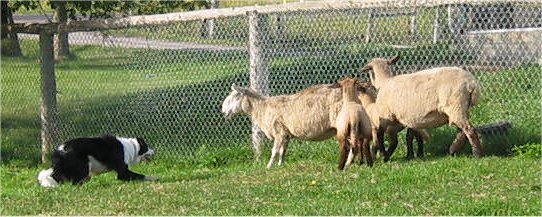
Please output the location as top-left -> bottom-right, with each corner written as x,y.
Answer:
144,176 -> 159,181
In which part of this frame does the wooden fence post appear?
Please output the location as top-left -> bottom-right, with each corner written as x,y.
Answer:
248,10 -> 269,159
39,31 -> 59,164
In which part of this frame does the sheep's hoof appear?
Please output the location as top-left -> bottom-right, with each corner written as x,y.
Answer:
383,156 -> 390,163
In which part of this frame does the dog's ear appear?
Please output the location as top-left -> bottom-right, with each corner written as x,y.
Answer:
136,137 -> 149,155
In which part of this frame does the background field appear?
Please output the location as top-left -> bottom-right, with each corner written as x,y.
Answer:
1,38 -> 540,216
2,1 -> 542,215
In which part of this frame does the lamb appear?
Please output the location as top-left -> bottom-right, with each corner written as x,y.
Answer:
335,77 -> 373,169
360,55 -> 483,158
221,83 -> 343,169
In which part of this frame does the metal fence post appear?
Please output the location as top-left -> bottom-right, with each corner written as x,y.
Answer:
410,9 -> 418,38
433,7 -> 440,43
365,9 -> 373,43
39,31 -> 59,164
248,10 -> 269,159
202,0 -> 219,38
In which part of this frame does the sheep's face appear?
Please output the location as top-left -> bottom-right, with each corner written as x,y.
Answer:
356,81 -> 377,97
360,55 -> 401,83
222,84 -> 246,119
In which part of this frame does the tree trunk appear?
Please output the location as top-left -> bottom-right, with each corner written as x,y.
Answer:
1,1 -> 23,57
54,1 -> 72,60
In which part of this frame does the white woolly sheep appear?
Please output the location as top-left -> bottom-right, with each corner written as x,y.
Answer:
349,81 -> 430,162
360,55 -> 482,158
335,77 -> 373,169
221,83 -> 343,169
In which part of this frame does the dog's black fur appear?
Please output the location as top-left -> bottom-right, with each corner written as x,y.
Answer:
39,135 -> 154,187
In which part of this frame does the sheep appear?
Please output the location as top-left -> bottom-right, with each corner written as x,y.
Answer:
345,81 -> 430,163
360,55 -> 483,158
221,83 -> 344,169
334,77 -> 373,169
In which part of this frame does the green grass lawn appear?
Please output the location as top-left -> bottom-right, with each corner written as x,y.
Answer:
1,153 -> 540,215
1,39 -> 541,215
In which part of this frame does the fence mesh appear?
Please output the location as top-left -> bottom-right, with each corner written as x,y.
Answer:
3,0 -> 541,162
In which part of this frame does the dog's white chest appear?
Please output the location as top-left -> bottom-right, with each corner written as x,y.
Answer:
88,156 -> 109,175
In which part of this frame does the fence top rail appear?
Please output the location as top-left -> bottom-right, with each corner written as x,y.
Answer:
6,0 -> 540,34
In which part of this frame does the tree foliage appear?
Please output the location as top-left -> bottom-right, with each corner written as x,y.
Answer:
55,1 -> 209,20
10,1 -> 210,20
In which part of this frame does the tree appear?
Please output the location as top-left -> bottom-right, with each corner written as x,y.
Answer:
1,0 -> 23,56
5,0 -> 209,58
51,1 -> 72,60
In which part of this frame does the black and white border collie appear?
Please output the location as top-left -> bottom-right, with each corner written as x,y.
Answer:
37,135 -> 157,187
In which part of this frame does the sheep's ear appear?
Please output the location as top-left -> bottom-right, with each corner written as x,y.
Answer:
330,82 -> 341,88
231,84 -> 246,94
360,65 -> 372,72
387,55 -> 400,65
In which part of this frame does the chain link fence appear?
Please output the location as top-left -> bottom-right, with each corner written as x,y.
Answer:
3,0 -> 541,162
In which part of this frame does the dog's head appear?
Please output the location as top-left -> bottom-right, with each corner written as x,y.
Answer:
119,137 -> 155,165
135,137 -> 154,162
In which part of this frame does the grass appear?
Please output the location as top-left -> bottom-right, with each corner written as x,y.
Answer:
1,152 -> 540,215
1,37 -> 541,215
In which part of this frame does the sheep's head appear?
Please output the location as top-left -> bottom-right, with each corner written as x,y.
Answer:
360,55 -> 400,84
334,76 -> 367,101
221,84 -> 248,119
357,80 -> 378,101
221,84 -> 265,119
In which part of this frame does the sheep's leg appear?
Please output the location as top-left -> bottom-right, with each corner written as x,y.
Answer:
451,122 -> 482,158
337,137 -> 349,170
362,138 -> 373,167
370,128 -> 385,161
267,138 -> 286,169
406,128 -> 415,160
414,130 -> 425,158
449,128 -> 466,156
462,124 -> 482,158
345,146 -> 357,167
383,129 -> 399,162
277,138 -> 290,166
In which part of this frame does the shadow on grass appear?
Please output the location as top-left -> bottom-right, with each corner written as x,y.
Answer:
1,43 -> 539,169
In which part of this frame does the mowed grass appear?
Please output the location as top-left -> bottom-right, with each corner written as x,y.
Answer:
2,39 -> 541,215
2,154 -> 540,215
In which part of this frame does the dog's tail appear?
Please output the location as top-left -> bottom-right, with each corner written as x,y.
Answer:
37,168 -> 59,187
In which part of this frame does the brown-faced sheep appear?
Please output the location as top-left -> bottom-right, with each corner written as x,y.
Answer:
335,77 -> 373,169
360,55 -> 482,158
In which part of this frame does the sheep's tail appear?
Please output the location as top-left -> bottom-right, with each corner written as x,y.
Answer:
349,120 -> 360,145
468,79 -> 482,108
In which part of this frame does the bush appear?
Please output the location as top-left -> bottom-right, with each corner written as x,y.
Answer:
512,143 -> 541,158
